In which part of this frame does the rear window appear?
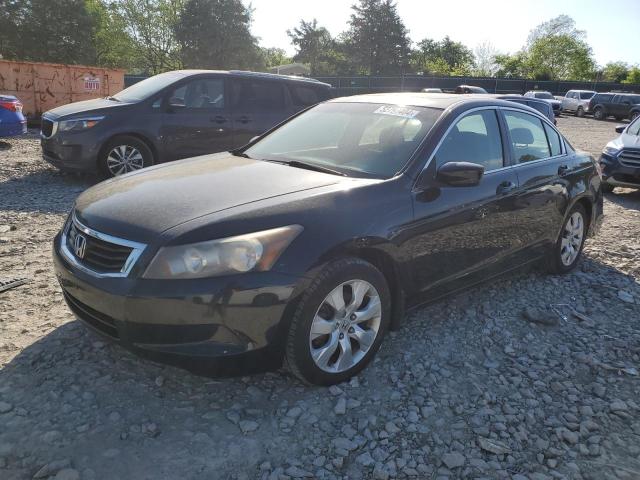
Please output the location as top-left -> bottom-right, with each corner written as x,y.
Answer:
534,92 -> 554,99
290,85 -> 328,108
233,80 -> 285,111
529,101 -> 551,116
579,92 -> 595,100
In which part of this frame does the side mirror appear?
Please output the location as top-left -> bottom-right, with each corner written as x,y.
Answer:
615,125 -> 626,134
168,97 -> 186,109
436,162 -> 484,187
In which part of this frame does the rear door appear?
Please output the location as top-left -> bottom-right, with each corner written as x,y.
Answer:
161,75 -> 234,160
564,92 -> 577,111
231,78 -> 289,147
501,108 -> 567,255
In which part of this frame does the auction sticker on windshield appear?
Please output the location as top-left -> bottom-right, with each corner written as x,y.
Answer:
374,105 -> 420,118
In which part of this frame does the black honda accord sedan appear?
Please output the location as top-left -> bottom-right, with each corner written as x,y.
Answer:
53,93 -> 604,385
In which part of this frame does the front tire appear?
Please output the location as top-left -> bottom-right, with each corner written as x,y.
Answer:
547,204 -> 587,274
285,258 -> 391,385
593,107 -> 605,120
99,136 -> 154,178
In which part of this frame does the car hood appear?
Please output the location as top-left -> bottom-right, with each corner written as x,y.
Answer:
611,133 -> 640,149
74,153 -> 344,241
44,98 -> 129,119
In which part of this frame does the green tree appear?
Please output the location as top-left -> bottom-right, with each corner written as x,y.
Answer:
527,14 -> 585,46
473,41 -> 499,77
622,66 -> 640,85
86,0 -> 137,69
174,0 -> 261,70
494,52 -> 529,77
118,0 -> 184,74
412,36 -> 475,75
342,0 -> 411,75
287,19 -> 335,76
0,0 -> 97,65
260,47 -> 292,69
601,61 -> 629,83
527,34 -> 595,80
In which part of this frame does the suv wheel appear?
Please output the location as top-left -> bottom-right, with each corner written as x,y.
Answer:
593,107 -> 605,120
99,136 -> 154,178
631,111 -> 640,122
547,204 -> 587,274
575,106 -> 584,117
285,258 -> 391,385
602,183 -> 615,193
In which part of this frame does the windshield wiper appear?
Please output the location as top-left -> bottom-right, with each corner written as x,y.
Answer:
273,159 -> 347,177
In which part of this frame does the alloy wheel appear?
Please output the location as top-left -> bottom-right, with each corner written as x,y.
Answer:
560,212 -> 584,266
106,145 -> 145,176
309,280 -> 382,373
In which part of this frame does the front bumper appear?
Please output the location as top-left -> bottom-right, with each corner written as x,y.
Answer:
53,233 -> 303,375
599,153 -> 640,189
41,130 -> 101,172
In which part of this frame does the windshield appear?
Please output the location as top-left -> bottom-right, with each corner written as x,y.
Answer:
113,72 -> 184,102
535,92 -> 554,99
244,102 -> 442,178
580,92 -> 595,100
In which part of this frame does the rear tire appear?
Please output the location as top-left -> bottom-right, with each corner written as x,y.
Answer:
593,107 -> 605,120
631,111 -> 640,122
547,204 -> 587,274
99,136 -> 154,178
285,258 -> 391,385
575,106 -> 584,117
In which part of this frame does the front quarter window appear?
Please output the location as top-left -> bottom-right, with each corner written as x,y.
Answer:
243,102 -> 442,178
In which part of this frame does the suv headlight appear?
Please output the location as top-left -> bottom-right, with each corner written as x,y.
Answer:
143,225 -> 303,279
602,145 -> 621,157
58,116 -> 105,132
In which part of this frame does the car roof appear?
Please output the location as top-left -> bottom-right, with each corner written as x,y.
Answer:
170,69 -> 331,87
568,89 -> 596,93
327,92 -> 547,111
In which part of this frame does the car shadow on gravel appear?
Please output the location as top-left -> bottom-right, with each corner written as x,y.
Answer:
605,189 -> 640,212
0,170 -> 101,214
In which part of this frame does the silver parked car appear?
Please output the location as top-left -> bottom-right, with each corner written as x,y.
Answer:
562,90 -> 596,117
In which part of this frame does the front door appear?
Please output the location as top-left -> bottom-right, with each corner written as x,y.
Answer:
406,108 -> 522,295
230,78 -> 289,148
161,76 -> 234,160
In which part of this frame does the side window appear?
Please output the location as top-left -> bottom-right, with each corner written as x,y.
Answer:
435,110 -> 504,172
543,123 -> 562,156
504,110 -> 551,163
168,78 -> 225,110
290,85 -> 322,108
233,80 -> 285,111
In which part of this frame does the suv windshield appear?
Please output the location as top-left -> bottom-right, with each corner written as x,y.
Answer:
244,102 -> 442,178
113,72 -> 184,102
534,92 -> 554,99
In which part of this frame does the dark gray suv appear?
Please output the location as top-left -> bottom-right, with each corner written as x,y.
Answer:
41,70 -> 332,177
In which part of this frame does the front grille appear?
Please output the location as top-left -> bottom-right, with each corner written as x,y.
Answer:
67,222 -> 133,274
41,118 -> 54,137
619,149 -> 640,168
63,291 -> 120,339
61,215 -> 145,277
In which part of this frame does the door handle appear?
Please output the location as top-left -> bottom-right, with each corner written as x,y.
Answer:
212,115 -> 227,124
557,165 -> 569,176
496,181 -> 517,195
238,116 -> 251,124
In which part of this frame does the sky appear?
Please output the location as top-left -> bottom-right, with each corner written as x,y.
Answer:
244,0 -> 640,66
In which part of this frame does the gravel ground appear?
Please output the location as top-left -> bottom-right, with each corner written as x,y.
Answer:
0,116 -> 639,480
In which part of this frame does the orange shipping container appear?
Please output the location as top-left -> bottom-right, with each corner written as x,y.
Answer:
0,59 -> 125,122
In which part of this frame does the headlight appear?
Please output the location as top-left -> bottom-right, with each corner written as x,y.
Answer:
602,145 -> 621,157
58,116 -> 104,132
143,225 -> 303,279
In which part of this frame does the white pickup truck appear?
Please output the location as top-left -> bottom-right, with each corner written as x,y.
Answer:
561,90 -> 596,117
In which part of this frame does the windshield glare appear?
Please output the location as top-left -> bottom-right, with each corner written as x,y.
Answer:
113,72 -> 183,102
244,102 -> 442,178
